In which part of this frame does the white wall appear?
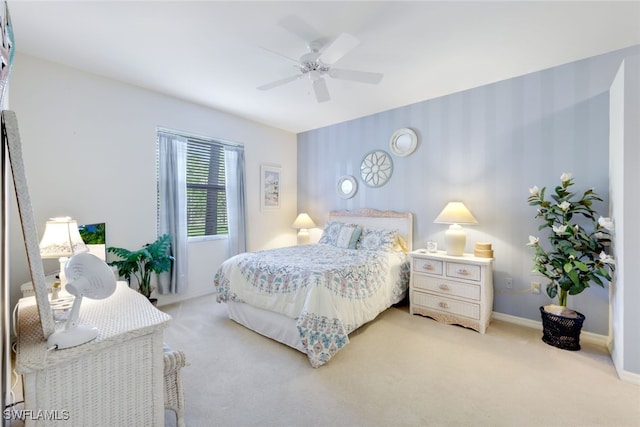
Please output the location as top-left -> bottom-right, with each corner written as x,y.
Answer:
610,54 -> 640,380
8,53 -> 297,309
620,53 -> 640,377
609,59 -> 625,374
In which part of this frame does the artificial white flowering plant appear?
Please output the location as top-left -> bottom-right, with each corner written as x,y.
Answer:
527,173 -> 615,307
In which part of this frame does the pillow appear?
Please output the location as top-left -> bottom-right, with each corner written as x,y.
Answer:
394,235 -> 409,253
335,224 -> 362,249
319,221 -> 362,249
318,221 -> 343,245
358,228 -> 399,251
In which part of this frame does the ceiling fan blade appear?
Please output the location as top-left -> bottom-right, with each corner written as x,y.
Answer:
318,33 -> 360,65
329,68 -> 384,84
278,15 -> 324,44
312,77 -> 330,103
257,74 -> 301,91
259,46 -> 300,64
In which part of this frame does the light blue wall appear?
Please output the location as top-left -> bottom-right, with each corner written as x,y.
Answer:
298,45 -> 639,335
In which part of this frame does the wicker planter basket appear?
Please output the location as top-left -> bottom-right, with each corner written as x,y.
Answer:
540,305 -> 585,351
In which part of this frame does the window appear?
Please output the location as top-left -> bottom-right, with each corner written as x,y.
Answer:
185,139 -> 228,237
158,129 -> 245,291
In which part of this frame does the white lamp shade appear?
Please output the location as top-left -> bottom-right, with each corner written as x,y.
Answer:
292,213 -> 316,245
39,217 -> 88,258
434,202 -> 478,257
292,213 -> 316,229
434,202 -> 478,225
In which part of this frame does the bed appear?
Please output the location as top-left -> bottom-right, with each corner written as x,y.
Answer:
213,208 -> 413,367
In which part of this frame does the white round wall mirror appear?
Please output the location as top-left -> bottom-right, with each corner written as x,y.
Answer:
337,175 -> 357,199
389,128 -> 418,157
360,150 -> 393,188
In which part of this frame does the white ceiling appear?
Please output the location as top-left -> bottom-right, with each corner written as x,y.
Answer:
8,1 -> 640,134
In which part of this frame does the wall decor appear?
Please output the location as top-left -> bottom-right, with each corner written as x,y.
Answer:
360,150 -> 393,188
260,164 -> 281,210
79,222 -> 107,261
337,175 -> 357,199
389,127 -> 418,157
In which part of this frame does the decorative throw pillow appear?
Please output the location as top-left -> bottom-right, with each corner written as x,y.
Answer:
358,228 -> 399,251
318,221 -> 343,245
394,235 -> 409,253
335,224 -> 362,249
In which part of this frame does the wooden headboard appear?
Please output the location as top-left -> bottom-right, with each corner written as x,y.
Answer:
328,208 -> 414,251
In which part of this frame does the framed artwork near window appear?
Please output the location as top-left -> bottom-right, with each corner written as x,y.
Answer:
260,164 -> 281,210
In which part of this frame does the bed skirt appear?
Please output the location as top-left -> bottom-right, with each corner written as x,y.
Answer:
227,301 -> 305,353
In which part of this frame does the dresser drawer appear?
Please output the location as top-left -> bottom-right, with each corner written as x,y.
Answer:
413,258 -> 443,275
446,262 -> 481,281
412,291 -> 480,320
412,276 -> 481,300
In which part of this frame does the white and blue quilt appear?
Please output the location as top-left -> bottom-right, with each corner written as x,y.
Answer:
214,243 -> 409,367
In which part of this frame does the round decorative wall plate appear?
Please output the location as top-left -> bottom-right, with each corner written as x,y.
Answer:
360,150 -> 393,188
337,175 -> 358,199
389,128 -> 418,157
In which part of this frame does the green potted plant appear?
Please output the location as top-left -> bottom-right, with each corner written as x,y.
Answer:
107,234 -> 174,304
527,173 -> 615,350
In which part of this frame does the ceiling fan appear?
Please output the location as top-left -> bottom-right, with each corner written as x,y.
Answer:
257,22 -> 383,103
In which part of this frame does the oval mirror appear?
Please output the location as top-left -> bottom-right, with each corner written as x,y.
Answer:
389,128 -> 418,157
360,150 -> 393,188
337,175 -> 357,199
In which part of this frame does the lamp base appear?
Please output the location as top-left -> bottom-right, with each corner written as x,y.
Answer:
297,229 -> 310,245
59,256 -> 69,288
47,324 -> 99,350
444,224 -> 466,256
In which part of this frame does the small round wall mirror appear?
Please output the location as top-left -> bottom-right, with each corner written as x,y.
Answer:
360,150 -> 393,188
389,128 -> 418,157
337,175 -> 357,199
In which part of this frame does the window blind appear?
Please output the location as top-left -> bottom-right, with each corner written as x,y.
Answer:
186,139 -> 228,237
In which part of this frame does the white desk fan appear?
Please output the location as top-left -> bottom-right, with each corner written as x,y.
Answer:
47,252 -> 117,350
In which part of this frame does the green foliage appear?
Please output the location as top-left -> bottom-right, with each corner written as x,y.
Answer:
107,234 -> 174,298
527,173 -> 615,307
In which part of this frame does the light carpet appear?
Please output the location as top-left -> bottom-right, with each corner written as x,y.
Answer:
161,294 -> 639,427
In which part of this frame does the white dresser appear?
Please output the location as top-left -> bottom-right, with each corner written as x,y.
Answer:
409,250 -> 494,334
15,282 -> 171,426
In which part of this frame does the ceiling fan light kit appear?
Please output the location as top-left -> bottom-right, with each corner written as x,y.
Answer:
258,26 -> 383,103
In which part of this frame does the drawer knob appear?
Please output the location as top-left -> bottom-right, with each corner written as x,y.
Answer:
423,264 -> 434,271
457,268 -> 469,275
439,301 -> 449,309
439,284 -> 450,291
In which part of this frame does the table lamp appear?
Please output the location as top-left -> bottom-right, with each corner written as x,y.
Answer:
39,217 -> 88,288
292,213 -> 316,244
434,202 -> 478,256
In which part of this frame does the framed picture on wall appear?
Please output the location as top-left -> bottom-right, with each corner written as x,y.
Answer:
78,222 -> 107,261
260,164 -> 281,210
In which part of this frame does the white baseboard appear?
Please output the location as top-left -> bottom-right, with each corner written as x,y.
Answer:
493,311 -> 640,385
616,368 -> 640,385
491,311 -> 609,347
